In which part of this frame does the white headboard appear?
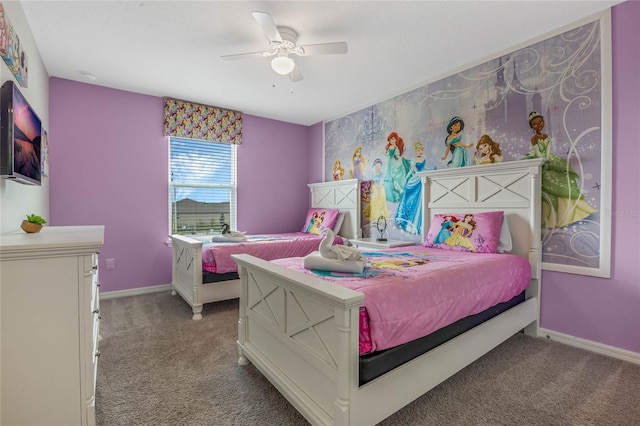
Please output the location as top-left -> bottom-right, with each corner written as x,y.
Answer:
308,179 -> 360,240
418,158 -> 544,282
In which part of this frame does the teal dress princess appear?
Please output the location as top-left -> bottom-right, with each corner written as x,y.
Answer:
446,135 -> 469,167
395,159 -> 434,235
383,146 -> 411,203
442,117 -> 469,168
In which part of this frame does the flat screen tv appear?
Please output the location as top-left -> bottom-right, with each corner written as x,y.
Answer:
0,80 -> 42,185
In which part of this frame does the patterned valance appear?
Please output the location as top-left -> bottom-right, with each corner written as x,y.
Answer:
163,98 -> 242,145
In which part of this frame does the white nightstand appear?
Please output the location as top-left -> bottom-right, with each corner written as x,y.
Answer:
351,237 -> 416,250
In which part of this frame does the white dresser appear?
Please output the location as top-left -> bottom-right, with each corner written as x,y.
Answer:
0,225 -> 104,426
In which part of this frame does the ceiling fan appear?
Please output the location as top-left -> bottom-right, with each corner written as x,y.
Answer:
221,11 -> 348,82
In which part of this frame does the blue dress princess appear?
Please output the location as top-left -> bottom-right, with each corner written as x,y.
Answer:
395,159 -> 434,235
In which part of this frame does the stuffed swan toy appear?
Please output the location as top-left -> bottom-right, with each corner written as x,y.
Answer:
303,229 -> 366,273
319,229 -> 365,261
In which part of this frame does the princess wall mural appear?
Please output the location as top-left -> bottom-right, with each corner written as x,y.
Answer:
324,14 -> 612,277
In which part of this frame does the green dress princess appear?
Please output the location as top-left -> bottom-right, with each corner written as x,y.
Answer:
523,136 -> 597,228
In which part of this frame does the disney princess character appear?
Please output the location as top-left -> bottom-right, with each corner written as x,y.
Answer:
0,5 -> 7,56
332,159 -> 345,181
369,158 -> 389,222
395,141 -> 435,234
309,211 -> 326,234
522,111 -> 597,228
445,214 -> 477,252
474,134 -> 503,165
433,215 -> 458,244
305,212 -> 319,233
441,116 -> 473,167
371,258 -> 428,270
383,132 -> 412,203
348,146 -> 368,180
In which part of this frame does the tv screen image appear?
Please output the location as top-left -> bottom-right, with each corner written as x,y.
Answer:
1,80 -> 42,185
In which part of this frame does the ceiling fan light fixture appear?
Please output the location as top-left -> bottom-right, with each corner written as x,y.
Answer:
271,56 -> 295,75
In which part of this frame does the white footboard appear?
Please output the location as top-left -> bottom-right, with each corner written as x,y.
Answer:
233,254 -> 364,425
170,235 -> 240,320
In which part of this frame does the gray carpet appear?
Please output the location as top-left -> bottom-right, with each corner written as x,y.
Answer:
96,292 -> 640,426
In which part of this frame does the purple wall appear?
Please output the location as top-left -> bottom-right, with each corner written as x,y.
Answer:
49,81 -> 170,294
237,115 -> 313,234
49,79 -> 311,292
538,2 -> 640,354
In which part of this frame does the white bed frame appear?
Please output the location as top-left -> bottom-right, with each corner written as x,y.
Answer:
232,158 -> 544,425
170,179 -> 361,320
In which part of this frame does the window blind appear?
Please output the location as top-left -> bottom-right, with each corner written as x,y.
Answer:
169,137 -> 237,235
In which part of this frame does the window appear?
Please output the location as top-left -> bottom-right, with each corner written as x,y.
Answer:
169,137 -> 237,235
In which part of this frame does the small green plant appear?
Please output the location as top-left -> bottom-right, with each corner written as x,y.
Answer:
26,214 -> 47,225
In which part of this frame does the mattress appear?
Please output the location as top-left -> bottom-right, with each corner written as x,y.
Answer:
202,232 -> 344,274
273,246 -> 531,354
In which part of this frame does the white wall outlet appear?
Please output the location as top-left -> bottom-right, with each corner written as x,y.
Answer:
105,258 -> 115,270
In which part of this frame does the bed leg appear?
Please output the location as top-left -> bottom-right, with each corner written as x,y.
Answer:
191,305 -> 203,320
524,318 -> 540,337
238,350 -> 249,366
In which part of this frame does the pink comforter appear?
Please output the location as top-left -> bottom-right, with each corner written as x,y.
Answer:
272,246 -> 531,354
202,232 -> 343,274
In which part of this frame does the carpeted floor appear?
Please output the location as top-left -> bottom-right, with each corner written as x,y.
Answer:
96,292 -> 640,426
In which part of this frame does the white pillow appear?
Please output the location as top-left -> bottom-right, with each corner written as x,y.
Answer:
497,215 -> 513,253
332,212 -> 346,235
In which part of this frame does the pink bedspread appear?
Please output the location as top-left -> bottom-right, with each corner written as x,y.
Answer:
272,246 -> 531,354
202,232 -> 343,274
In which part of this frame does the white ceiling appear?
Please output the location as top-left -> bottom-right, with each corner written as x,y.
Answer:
20,0 -> 621,126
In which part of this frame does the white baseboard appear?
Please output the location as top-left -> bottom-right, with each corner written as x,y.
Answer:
539,328 -> 640,365
100,283 -> 173,300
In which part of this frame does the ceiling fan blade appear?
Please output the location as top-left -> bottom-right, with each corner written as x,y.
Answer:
221,51 -> 270,61
251,11 -> 282,43
290,63 -> 303,82
297,42 -> 348,56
